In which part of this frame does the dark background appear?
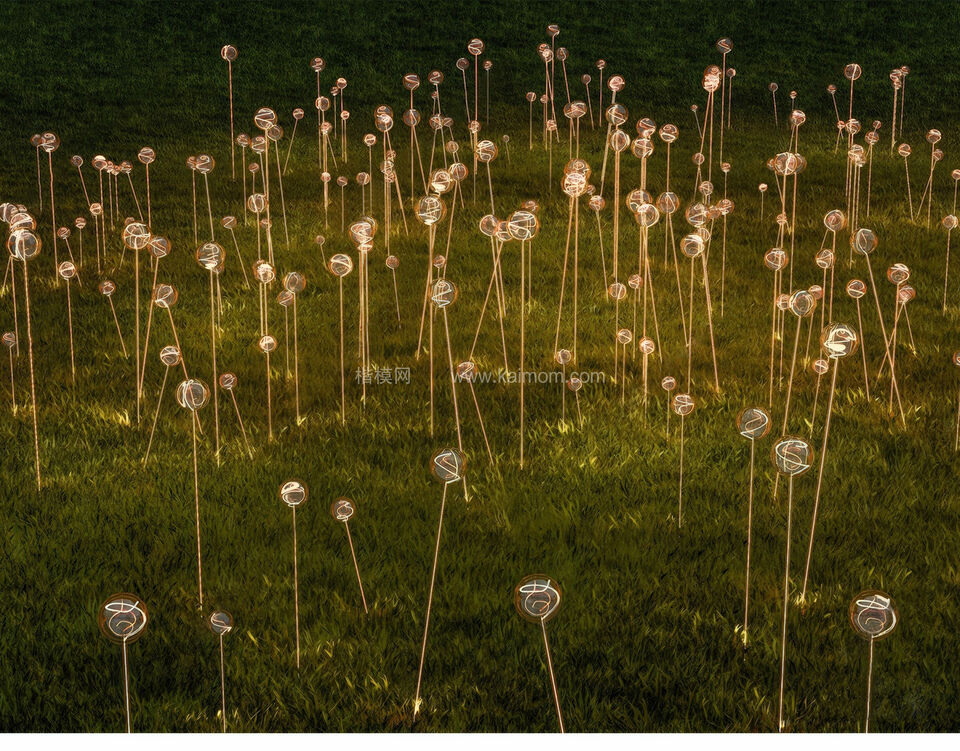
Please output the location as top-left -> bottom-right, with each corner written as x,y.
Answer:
0,0 -> 956,156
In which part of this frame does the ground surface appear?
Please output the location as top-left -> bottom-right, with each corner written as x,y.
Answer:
0,0 -> 959,733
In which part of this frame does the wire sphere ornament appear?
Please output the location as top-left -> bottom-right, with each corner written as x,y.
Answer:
820,322 -> 860,359
849,590 -> 898,640
98,593 -> 148,643
736,407 -> 771,440
208,610 -> 234,636
331,497 -> 356,522
430,447 -> 465,484
514,574 -> 562,623
771,436 -> 813,476
279,479 -> 308,508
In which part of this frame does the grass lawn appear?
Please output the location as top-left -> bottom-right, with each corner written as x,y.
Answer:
1,0 -> 959,733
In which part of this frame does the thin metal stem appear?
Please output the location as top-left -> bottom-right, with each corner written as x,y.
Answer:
143,365 -> 169,465
743,439 -> 755,647
122,638 -> 131,733
540,617 -> 565,732
414,481 -> 449,718
219,634 -> 227,732
865,636 -> 875,733
192,415 -> 203,609
293,506 -> 300,669
801,362 -> 840,603
778,476 -> 794,732
345,521 -> 368,613
22,260 -> 41,490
